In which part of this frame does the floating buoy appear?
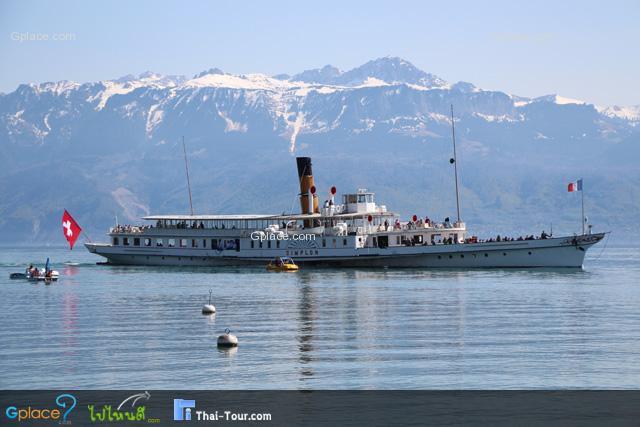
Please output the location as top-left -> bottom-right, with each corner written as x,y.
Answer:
217,328 -> 238,348
202,289 -> 216,314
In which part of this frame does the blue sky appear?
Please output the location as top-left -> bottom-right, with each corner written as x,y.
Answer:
1,0 -> 638,105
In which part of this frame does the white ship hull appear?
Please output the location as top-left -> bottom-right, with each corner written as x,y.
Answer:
86,233 -> 604,269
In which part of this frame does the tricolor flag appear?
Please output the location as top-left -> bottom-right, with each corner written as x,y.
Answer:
62,210 -> 82,250
568,179 -> 583,192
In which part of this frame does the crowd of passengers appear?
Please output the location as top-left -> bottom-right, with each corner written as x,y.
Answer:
472,231 -> 551,243
112,224 -> 152,233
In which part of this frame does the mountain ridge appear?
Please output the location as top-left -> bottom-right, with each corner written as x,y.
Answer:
0,56 -> 638,244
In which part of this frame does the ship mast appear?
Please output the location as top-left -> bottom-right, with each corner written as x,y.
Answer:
182,136 -> 194,216
450,104 -> 461,223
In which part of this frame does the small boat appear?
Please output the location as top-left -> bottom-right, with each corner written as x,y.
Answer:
9,258 -> 59,281
266,257 -> 299,272
9,269 -> 60,281
64,261 -> 80,266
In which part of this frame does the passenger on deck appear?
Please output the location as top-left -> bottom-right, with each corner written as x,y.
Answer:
541,231 -> 548,239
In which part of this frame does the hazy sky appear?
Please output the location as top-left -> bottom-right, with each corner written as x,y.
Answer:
1,0 -> 638,105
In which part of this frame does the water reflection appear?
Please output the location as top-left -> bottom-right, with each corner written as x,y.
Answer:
217,347 -> 238,358
296,275 -> 315,382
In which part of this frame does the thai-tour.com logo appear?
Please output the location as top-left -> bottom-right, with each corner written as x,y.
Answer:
173,399 -> 272,422
5,393 -> 76,423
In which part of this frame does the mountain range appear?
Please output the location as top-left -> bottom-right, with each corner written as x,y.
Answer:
1,56 -> 638,244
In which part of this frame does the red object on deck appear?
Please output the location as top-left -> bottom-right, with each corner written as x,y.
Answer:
330,186 -> 337,195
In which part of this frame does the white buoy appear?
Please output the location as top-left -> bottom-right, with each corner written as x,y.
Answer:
217,328 -> 238,348
202,289 -> 216,314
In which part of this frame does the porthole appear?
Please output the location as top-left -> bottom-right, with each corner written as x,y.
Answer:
449,255 -> 453,259
503,253 -> 507,256
438,255 -> 442,259
460,254 -> 464,258
528,251 -> 532,255
162,256 -> 165,260
484,253 -> 488,257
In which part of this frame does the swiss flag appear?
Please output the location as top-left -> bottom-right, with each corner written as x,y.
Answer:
62,210 -> 82,250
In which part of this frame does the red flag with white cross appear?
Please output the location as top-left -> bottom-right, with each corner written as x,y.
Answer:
62,209 -> 82,250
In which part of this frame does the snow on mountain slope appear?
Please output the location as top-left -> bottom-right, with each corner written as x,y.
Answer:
597,105 -> 640,122
1,56 -> 637,149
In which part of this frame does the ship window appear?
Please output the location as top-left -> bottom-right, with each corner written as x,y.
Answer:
503,252 -> 507,256
168,239 -> 175,247
259,242 -> 263,248
267,241 -> 271,249
133,237 -> 140,246
113,237 -> 119,246
211,239 -> 218,249
343,238 -> 347,246
180,239 -> 187,248
203,239 -> 206,248
438,255 -> 441,259
449,255 -> 453,259
397,237 -> 401,245
123,237 -> 129,246
251,241 -> 254,249
192,239 -> 197,248
156,239 -> 163,247
144,238 -> 151,247
276,241 -> 280,249
358,194 -> 366,203
332,239 -> 336,248
322,239 -> 326,248
484,253 -> 488,257
528,251 -> 532,255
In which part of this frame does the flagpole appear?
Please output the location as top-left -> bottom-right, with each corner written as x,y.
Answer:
581,185 -> 585,235
450,104 -> 461,223
182,136 -> 194,216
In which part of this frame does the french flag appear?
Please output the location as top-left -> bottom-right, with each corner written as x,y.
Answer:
568,179 -> 583,192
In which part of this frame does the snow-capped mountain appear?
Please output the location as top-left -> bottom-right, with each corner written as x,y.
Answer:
0,57 -> 638,243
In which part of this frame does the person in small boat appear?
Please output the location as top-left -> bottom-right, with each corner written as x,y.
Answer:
275,256 -> 283,267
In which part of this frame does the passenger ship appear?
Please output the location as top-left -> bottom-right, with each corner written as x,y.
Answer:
86,157 -> 605,268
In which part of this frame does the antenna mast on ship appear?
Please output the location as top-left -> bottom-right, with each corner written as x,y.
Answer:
450,104 -> 461,223
182,136 -> 194,216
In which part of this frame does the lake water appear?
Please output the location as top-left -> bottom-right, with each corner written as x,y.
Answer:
1,242 -> 638,389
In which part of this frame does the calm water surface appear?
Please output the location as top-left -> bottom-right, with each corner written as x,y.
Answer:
0,242 -> 638,389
